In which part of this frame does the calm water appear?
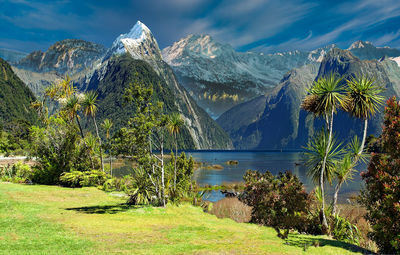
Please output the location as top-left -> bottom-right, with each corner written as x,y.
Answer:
187,151 -> 366,202
113,151 -> 367,202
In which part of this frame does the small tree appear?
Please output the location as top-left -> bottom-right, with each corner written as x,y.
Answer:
359,96 -> 400,254
240,170 -> 311,239
167,113 -> 184,189
302,73 -> 345,231
82,91 -> 104,172
101,119 -> 113,176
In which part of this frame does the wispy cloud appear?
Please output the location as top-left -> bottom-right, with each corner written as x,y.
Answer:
1,0 -> 400,53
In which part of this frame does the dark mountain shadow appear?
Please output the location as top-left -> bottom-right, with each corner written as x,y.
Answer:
286,234 -> 375,254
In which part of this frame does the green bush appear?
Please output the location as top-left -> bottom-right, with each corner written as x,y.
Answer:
0,162 -> 33,183
13,162 -> 33,181
60,170 -> 110,188
331,214 -> 361,245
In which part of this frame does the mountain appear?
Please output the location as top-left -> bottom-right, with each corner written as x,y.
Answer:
217,48 -> 400,149
98,21 -> 233,149
348,40 -> 400,60
0,58 -> 37,125
11,39 -> 106,97
105,21 -> 162,62
0,49 -> 27,64
11,21 -> 233,150
17,39 -> 106,74
163,34 -> 334,118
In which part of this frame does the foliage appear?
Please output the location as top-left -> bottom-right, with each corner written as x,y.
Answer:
331,214 -> 361,245
60,170 -> 110,188
343,75 -> 385,119
239,170 -> 312,239
359,96 -> 400,254
0,162 -> 33,183
0,58 -> 38,125
30,117 -> 95,184
0,120 -> 34,155
302,73 -> 345,117
304,129 -> 343,185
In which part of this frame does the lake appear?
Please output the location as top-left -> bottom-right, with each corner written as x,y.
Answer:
187,150 -> 366,202
112,150 -> 367,202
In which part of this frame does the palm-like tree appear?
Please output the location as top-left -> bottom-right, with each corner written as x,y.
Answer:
332,154 -> 355,215
82,91 -> 104,172
167,112 -> 184,188
101,119 -> 113,176
343,75 -> 384,157
304,129 -> 343,186
302,73 -> 345,230
64,95 -> 85,138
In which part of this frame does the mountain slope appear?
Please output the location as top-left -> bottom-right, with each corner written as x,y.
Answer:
163,34 -> 334,118
218,48 -> 400,149
12,39 -> 106,97
17,39 -> 106,74
106,21 -> 233,149
0,58 -> 37,124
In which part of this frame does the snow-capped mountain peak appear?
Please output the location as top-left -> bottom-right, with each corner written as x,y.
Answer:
107,20 -> 162,61
348,40 -> 373,50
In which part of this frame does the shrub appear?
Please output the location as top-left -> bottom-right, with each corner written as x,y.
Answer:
240,170 -> 312,239
60,170 -> 110,188
12,162 -> 33,182
210,197 -> 252,223
331,214 -> 361,245
30,117 -> 97,185
359,97 -> 400,254
0,162 -> 33,183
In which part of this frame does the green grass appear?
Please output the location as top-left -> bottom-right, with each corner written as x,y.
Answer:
0,182 -> 369,254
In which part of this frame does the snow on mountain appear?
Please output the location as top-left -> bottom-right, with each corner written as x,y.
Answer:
162,34 -> 334,118
107,21 -> 162,61
389,56 -> 400,67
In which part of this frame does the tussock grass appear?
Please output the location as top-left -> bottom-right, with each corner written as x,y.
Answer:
0,182 -> 367,254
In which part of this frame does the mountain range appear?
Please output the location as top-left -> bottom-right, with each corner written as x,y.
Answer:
217,44 -> 400,149
2,21 -> 400,150
162,35 -> 334,118
2,21 -> 233,150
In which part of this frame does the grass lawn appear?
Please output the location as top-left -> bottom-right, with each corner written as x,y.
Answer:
0,182 -> 370,254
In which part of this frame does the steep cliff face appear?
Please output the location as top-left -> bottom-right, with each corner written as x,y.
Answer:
12,39 -> 106,97
105,21 -> 233,149
217,63 -> 319,149
17,39 -> 106,74
163,34 -> 334,118
218,48 -> 400,149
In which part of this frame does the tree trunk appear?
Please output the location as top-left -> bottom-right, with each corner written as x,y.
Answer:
76,115 -> 85,139
93,116 -> 104,172
332,181 -> 343,216
359,118 -> 368,157
320,109 -> 334,232
174,132 -> 177,189
110,151 -> 112,177
76,115 -> 94,169
161,133 -> 165,207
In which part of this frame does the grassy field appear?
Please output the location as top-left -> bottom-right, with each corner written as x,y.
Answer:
0,182 -> 370,254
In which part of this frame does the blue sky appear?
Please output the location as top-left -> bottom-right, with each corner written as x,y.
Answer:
1,0 -> 400,53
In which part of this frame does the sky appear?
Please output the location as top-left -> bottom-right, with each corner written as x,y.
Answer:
1,0 -> 400,54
